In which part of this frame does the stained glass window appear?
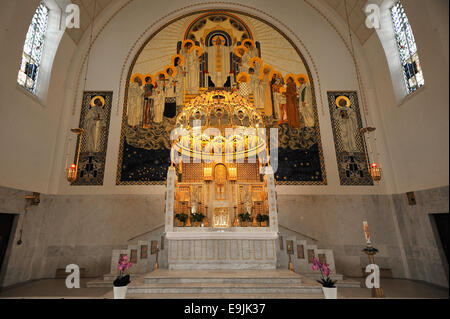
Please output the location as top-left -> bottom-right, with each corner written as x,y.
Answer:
390,1 -> 425,95
17,3 -> 49,94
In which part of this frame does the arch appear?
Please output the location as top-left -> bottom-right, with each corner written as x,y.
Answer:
18,0 -> 70,105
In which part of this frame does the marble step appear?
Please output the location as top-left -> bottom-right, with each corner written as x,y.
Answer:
127,282 -> 323,295
143,269 -> 305,285
126,293 -> 324,299
144,277 -> 302,284
86,280 -> 113,288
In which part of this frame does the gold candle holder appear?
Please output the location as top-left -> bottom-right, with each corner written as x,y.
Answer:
363,246 -> 385,298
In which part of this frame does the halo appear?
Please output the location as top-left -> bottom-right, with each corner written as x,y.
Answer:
181,39 -> 195,49
242,39 -> 256,47
164,65 -> 178,77
249,57 -> 263,71
296,73 -> 310,84
234,45 -> 248,58
143,74 -> 156,84
271,71 -> 283,80
171,54 -> 185,67
131,73 -> 145,84
155,71 -> 166,81
259,64 -> 274,80
211,35 -> 226,44
279,87 -> 286,94
237,72 -> 250,83
336,96 -> 351,108
189,45 -> 203,56
90,96 -> 105,108
284,73 -> 299,86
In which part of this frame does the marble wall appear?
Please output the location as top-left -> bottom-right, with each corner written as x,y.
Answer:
277,186 -> 449,287
0,186 -> 165,287
1,185 -> 448,288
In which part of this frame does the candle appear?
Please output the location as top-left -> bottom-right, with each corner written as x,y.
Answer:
363,221 -> 372,245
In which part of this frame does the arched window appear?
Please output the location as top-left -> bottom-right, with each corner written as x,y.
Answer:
17,3 -> 50,94
390,1 -> 425,95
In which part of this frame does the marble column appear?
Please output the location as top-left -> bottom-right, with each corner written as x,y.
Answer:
165,167 -> 176,233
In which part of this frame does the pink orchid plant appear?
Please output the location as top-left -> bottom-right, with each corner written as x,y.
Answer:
114,255 -> 133,287
312,257 -> 336,288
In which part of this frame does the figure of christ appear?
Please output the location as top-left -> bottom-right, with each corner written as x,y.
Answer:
261,67 -> 273,117
271,74 -> 283,120
142,76 -> 156,128
153,74 -> 166,124
285,77 -> 301,128
127,78 -> 144,127
163,68 -> 177,118
297,76 -> 315,127
207,36 -> 233,88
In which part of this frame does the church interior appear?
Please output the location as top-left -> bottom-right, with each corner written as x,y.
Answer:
0,0 -> 448,300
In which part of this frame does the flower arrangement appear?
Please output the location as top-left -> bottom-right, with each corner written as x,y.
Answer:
113,255 -> 132,287
312,257 -> 336,288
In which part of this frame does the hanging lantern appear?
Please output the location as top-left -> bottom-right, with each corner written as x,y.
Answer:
67,164 -> 77,183
370,163 -> 382,181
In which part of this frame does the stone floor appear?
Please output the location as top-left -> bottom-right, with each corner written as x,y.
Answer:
0,277 -> 447,299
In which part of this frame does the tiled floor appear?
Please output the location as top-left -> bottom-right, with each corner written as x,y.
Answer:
0,278 -> 447,299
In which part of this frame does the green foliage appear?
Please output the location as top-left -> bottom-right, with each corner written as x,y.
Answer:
256,214 -> 269,223
238,212 -> 252,222
317,278 -> 337,288
191,212 -> 205,222
175,213 -> 188,223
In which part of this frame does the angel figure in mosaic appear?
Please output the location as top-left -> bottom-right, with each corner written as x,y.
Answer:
297,74 -> 314,128
127,76 -> 144,127
336,97 -> 359,152
163,66 -> 177,119
142,75 -> 156,129
271,73 -> 284,121
84,96 -> 105,153
153,73 -> 166,123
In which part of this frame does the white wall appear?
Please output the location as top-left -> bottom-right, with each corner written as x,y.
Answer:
0,0 -> 77,193
363,0 -> 449,193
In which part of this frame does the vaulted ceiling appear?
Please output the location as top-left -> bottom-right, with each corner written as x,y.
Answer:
65,0 -> 375,45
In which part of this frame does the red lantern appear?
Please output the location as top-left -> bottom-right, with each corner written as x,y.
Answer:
67,164 -> 77,183
370,163 -> 382,181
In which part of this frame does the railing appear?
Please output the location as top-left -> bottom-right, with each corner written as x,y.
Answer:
127,223 -> 318,243
278,224 -> 319,242
127,224 -> 165,242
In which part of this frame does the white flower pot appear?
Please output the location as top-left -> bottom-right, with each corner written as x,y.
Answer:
322,287 -> 337,299
113,286 -> 128,299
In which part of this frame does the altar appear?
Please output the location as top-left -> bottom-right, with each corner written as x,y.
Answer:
164,91 -> 279,269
